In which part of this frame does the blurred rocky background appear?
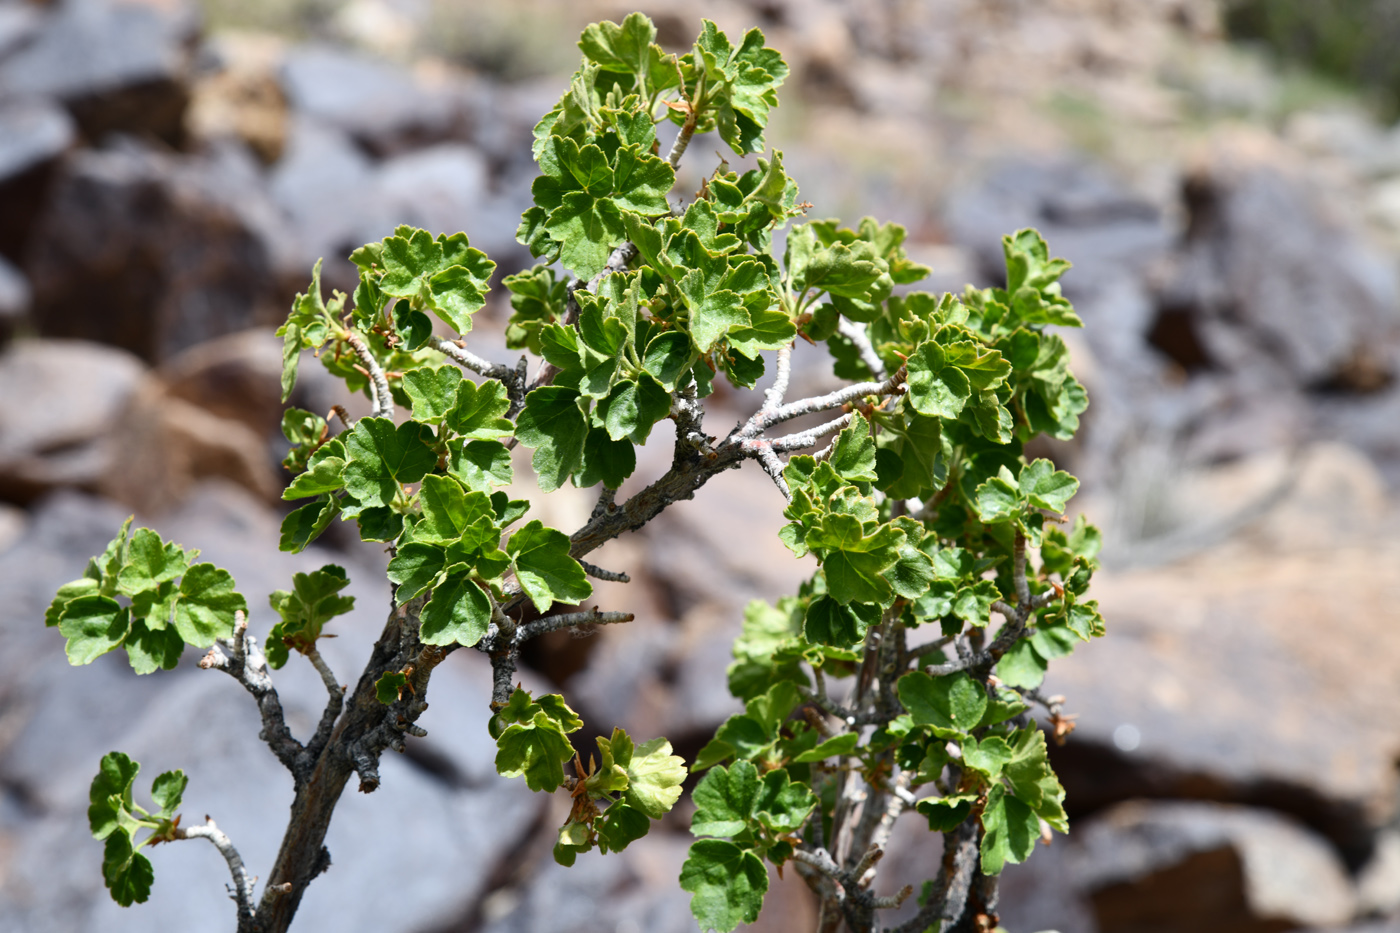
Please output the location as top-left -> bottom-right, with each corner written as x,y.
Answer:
4,0 -> 1400,930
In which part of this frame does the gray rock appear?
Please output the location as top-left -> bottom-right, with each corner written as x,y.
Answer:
1075,801 -> 1356,932
0,339 -> 147,503
0,97 -> 75,262
0,0 -> 200,147
279,44 -> 464,158
25,140 -> 291,364
943,157 -> 1173,297
0,3 -> 43,61
376,142 -> 494,249
267,116 -> 384,292
1165,160 -> 1400,387
1045,445 -> 1400,869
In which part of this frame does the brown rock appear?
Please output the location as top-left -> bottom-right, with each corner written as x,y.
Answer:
1048,444 -> 1400,867
1078,801 -> 1356,932
25,141 -> 290,364
186,32 -> 290,164
99,378 -> 280,514
0,338 -> 146,504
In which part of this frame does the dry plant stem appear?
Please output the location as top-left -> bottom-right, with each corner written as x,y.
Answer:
516,608 -> 632,641
303,646 -> 345,763
578,559 -> 629,582
764,412 -> 853,452
892,821 -> 980,933
729,365 -> 907,442
343,332 -> 393,420
176,817 -> 256,928
199,612 -> 305,781
254,595 -> 442,933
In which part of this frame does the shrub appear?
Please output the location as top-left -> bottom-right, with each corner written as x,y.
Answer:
45,13 -> 1102,933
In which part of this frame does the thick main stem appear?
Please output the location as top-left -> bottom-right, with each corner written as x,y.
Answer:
255,600 -> 434,932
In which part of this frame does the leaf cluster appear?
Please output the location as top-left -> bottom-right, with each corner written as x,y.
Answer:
45,518 -> 247,674
87,751 -> 187,906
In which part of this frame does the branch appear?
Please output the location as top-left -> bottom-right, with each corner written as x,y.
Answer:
667,93 -> 700,168
763,412 -> 853,453
303,646 -> 345,763
1012,531 -> 1029,608
764,342 -> 794,411
578,559 -> 629,583
430,337 -> 529,418
729,364 -> 907,442
343,332 -> 393,420
890,821 -> 980,933
837,317 -> 886,381
515,608 -> 634,642
746,439 -> 791,501
199,612 -> 306,781
176,817 -> 257,927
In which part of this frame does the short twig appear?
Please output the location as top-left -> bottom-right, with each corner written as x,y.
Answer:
343,332 -> 393,420
578,560 -> 630,583
177,817 -> 257,924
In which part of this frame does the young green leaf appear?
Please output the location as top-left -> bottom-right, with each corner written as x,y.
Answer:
506,520 -> 593,613
514,388 -> 588,491
418,572 -> 492,647
681,839 -> 769,933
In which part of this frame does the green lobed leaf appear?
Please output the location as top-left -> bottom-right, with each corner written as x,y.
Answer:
60,596 -> 129,665
691,760 -> 761,838
375,671 -> 408,705
1018,458 -> 1079,513
791,732 -> 860,763
149,770 -> 186,819
401,365 -> 463,425
172,564 -> 246,648
507,520 -> 592,613
980,784 -> 1040,875
103,834 -> 154,906
446,438 -> 513,492
514,387 -> 588,492
897,671 -> 988,738
419,572 -> 492,647
615,733 -> 687,819
89,751 -> 140,840
915,793 -> 977,832
680,839 -> 769,933
495,710 -> 577,792
279,496 -> 338,553
342,418 -> 437,514
123,618 -> 183,673
446,379 -> 515,440
996,638 -> 1048,690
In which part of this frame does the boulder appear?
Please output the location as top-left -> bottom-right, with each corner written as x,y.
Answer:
0,0 -> 200,148
25,140 -> 290,364
1162,139 -> 1400,389
185,31 -> 289,165
266,116 -> 385,293
0,97 -> 76,263
278,43 -> 466,158
1047,445 -> 1400,869
98,378 -> 281,514
1076,801 -> 1356,932
0,339 -> 146,504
